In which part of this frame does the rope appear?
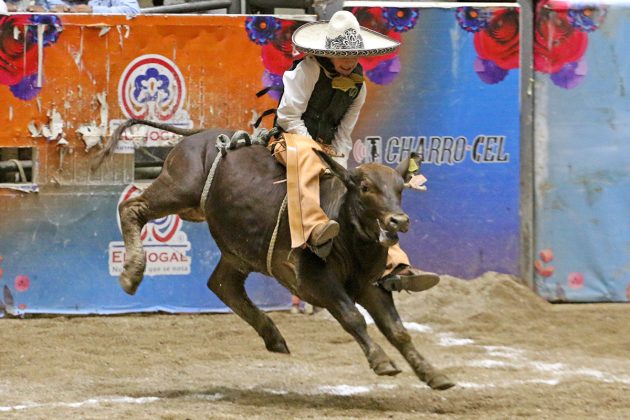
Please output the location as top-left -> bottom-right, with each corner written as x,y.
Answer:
8,159 -> 27,183
266,193 -> 288,277
199,152 -> 223,215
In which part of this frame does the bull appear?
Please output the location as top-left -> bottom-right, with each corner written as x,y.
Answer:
94,119 -> 455,390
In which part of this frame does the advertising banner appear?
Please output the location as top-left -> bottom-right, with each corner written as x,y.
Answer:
345,2 -> 521,279
0,5 -> 521,315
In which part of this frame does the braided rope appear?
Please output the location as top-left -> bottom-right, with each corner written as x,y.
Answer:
199,152 -> 223,215
266,193 -> 288,277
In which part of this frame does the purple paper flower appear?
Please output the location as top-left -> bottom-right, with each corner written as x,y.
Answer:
550,59 -> 587,89
568,6 -> 607,32
365,56 -> 401,85
261,70 -> 284,101
28,15 -> 63,46
456,7 -> 493,33
245,17 -> 281,45
10,74 -> 42,101
383,8 -> 419,32
474,57 -> 508,84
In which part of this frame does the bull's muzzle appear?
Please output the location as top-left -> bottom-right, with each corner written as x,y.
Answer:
384,213 -> 410,233
378,213 -> 409,247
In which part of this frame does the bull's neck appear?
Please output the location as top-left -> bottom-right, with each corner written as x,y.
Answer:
332,193 -> 388,278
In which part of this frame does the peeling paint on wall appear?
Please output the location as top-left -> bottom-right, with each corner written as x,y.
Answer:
28,108 -> 66,143
76,91 -> 109,151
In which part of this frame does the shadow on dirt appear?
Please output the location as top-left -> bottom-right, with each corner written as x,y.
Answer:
133,385 -> 457,414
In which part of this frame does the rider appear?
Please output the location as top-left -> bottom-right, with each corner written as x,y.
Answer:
271,11 -> 439,293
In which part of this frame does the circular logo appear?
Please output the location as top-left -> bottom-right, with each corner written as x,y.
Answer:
117,185 -> 181,243
118,54 -> 186,122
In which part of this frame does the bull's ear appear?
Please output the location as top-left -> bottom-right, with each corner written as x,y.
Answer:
396,152 -> 422,182
314,149 -> 355,189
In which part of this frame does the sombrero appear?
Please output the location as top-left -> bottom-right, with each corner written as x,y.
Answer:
292,10 -> 400,57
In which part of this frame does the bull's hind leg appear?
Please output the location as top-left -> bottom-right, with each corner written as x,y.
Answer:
357,286 -> 455,390
118,178 -> 199,295
208,257 -> 290,354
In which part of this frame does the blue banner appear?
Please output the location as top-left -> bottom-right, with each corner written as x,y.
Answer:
347,4 -> 521,279
533,0 -> 630,302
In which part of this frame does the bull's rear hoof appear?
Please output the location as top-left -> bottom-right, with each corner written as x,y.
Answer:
373,361 -> 402,376
119,275 -> 140,295
427,374 -> 455,390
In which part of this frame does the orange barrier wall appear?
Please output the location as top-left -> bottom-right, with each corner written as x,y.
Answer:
1,14 -> 301,187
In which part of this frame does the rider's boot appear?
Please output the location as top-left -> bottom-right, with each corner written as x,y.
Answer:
308,220 -> 340,259
309,220 -> 340,247
377,265 -> 440,292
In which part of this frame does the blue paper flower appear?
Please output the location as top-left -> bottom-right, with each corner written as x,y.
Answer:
456,7 -> 493,33
383,8 -> 419,33
474,57 -> 508,84
366,56 -> 401,85
568,6 -> 607,32
245,17 -> 280,45
28,15 -> 63,47
10,74 -> 42,101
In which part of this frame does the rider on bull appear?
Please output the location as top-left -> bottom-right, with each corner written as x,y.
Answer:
270,11 -> 440,293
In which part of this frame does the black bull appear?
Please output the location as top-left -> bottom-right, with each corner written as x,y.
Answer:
94,119 -> 455,390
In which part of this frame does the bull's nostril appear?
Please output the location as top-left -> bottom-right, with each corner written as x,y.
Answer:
388,214 -> 409,230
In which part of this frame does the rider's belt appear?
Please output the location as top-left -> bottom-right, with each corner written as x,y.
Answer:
268,135 -> 343,158
316,140 -> 343,158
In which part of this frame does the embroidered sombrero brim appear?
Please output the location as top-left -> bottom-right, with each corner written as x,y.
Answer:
292,21 -> 400,57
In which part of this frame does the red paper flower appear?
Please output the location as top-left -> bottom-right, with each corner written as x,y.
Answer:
261,43 -> 295,76
534,260 -> 555,277
14,275 -> 30,292
539,248 -> 554,263
360,31 -> 401,72
567,272 -> 584,289
352,7 -> 390,34
0,15 -> 39,86
474,8 -> 520,70
534,1 -> 588,73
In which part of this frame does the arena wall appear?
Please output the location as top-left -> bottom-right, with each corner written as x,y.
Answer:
0,5 -> 523,315
531,0 -> 630,302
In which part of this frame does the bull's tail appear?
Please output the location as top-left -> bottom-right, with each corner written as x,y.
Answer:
90,118 -> 205,171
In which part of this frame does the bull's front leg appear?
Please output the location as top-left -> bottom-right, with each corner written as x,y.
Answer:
323,297 -> 401,377
357,285 -> 455,390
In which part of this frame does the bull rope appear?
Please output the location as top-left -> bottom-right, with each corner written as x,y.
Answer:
199,152 -> 223,214
198,133 -> 287,278
267,194 -> 288,277
200,129 -> 277,212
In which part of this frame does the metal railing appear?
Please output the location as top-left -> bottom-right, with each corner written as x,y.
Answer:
142,0 -> 232,14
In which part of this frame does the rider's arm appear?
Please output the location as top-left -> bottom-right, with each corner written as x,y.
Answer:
276,56 -> 319,137
331,83 -> 367,168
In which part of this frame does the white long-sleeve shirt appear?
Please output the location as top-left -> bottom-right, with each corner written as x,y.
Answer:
276,55 -> 367,168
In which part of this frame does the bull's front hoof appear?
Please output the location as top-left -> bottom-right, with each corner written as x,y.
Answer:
427,374 -> 455,390
265,339 -> 290,354
373,360 -> 402,376
119,274 -> 140,295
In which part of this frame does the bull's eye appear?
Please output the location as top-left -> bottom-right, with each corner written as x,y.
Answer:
360,183 -> 369,193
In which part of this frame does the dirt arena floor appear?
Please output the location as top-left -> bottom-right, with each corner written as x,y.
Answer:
1,272 -> 629,419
